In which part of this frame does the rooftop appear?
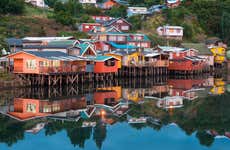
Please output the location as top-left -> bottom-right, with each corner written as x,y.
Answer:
181,43 -> 212,55
24,51 -> 80,61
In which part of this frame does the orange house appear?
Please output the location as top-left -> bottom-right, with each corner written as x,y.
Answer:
102,0 -> 119,9
5,97 -> 87,121
94,90 -> 119,108
93,55 -> 120,73
7,98 -> 48,121
8,51 -> 86,74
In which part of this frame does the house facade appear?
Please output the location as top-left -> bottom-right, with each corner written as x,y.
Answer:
127,7 -> 150,17
79,0 -> 97,4
92,15 -> 114,23
103,18 -> 132,32
79,23 -> 101,33
157,25 -> 183,40
25,0 -> 48,8
166,0 -> 181,8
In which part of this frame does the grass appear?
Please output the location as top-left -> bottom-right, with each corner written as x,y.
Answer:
24,5 -> 54,18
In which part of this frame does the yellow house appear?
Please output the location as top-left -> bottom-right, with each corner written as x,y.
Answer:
210,47 -> 226,64
210,78 -> 225,95
105,50 -> 144,67
122,88 -> 145,103
105,53 -> 122,69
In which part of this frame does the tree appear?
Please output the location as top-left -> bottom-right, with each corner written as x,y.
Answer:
54,11 -> 75,25
105,5 -> 127,18
0,0 -> 25,15
44,0 -> 58,8
128,15 -> 142,31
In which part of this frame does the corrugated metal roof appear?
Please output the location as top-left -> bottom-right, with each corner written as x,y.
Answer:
25,51 -> 81,61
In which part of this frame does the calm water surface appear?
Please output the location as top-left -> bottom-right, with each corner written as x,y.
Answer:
0,76 -> 230,150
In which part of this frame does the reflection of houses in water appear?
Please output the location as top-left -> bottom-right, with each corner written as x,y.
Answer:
207,130 -> 230,139
210,78 -> 225,95
156,96 -> 183,109
122,85 -> 169,103
1,96 -> 87,121
168,79 -> 207,100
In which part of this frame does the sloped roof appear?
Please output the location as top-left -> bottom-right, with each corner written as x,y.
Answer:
181,43 -> 212,55
94,55 -> 120,62
103,17 -> 132,27
48,40 -> 79,47
9,51 -> 81,61
76,43 -> 97,56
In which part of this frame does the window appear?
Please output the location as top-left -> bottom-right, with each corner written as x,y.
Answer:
117,36 -> 125,41
121,26 -> 129,30
85,25 -> 89,29
26,60 -> 36,70
108,35 -> 117,41
26,103 -> 36,113
52,60 -> 60,67
105,59 -> 115,66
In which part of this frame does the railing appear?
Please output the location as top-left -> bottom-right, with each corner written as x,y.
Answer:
39,65 -> 86,74
126,60 -> 169,67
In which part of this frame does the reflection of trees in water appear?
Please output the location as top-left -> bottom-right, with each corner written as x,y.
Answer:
0,116 -> 25,146
93,124 -> 107,149
196,131 -> 214,147
67,127 -> 92,148
128,93 -> 230,147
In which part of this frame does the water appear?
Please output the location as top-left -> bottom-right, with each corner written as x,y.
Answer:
0,75 -> 230,150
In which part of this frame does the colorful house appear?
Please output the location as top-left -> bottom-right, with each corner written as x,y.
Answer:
98,0 -> 129,9
25,0 -> 48,8
205,38 -> 227,65
158,46 -> 205,72
103,18 -> 132,32
92,15 -> 114,23
166,0 -> 181,8
157,25 -> 183,40
2,97 -> 87,121
79,0 -> 97,5
90,32 -> 151,48
8,51 -> 86,74
105,49 -> 143,67
93,55 -> 120,73
181,43 -> 215,68
143,50 -> 169,67
79,23 -> 102,33
127,7 -> 150,17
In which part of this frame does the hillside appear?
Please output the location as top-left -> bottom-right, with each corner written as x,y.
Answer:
0,4 -> 76,50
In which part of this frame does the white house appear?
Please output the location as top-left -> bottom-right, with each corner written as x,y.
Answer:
25,0 -> 48,8
79,0 -> 97,4
127,7 -> 150,17
157,25 -> 183,40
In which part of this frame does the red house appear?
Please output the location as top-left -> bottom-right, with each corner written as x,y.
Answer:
158,46 -> 205,72
127,34 -> 151,48
94,41 -> 111,51
79,23 -> 101,33
103,18 -> 132,32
